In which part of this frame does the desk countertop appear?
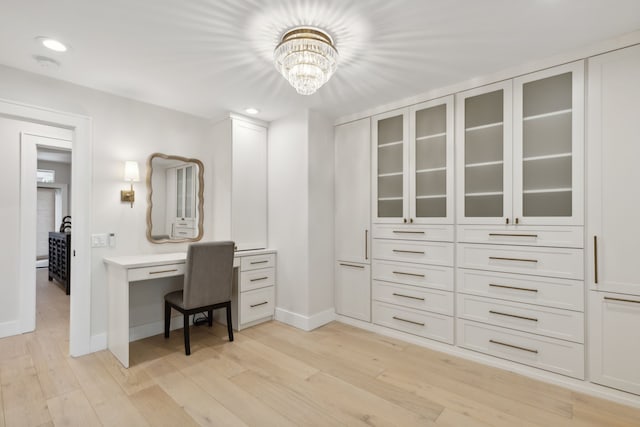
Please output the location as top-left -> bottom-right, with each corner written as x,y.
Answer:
104,248 -> 276,269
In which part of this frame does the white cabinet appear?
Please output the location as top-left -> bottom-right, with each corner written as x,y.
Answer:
335,262 -> 371,322
456,62 -> 584,226
372,96 -> 454,224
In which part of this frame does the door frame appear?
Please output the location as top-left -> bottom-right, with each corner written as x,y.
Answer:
1,97 -> 93,357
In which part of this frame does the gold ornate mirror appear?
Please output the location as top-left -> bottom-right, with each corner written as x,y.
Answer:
146,153 -> 204,243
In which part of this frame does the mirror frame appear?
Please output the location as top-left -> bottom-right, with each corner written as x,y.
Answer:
145,152 -> 205,244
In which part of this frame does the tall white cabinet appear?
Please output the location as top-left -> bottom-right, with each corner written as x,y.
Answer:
587,44 -> 640,395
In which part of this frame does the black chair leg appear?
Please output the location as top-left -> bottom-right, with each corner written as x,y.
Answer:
208,308 -> 213,327
226,302 -> 234,342
164,301 -> 171,338
183,314 -> 191,355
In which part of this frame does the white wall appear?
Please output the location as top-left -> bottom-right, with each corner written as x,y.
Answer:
0,64 -> 213,338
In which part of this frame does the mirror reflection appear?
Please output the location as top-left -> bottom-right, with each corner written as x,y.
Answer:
146,153 -> 204,243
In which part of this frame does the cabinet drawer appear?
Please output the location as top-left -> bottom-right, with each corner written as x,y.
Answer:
373,261 -> 453,291
240,286 -> 275,325
457,244 -> 583,280
240,267 -> 275,292
457,319 -> 585,379
174,219 -> 195,228
173,226 -> 197,238
335,262 -> 371,322
457,225 -> 583,248
373,240 -> 454,267
457,269 -> 584,311
372,224 -> 454,242
373,281 -> 453,315
128,263 -> 185,282
373,301 -> 453,344
457,294 -> 584,343
240,253 -> 276,271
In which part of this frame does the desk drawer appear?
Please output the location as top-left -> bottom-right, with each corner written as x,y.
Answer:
240,267 -> 275,292
457,319 -> 584,379
457,244 -> 583,280
128,263 -> 185,282
372,224 -> 454,242
457,225 -> 583,248
373,261 -> 453,291
373,281 -> 453,315
373,301 -> 453,344
240,286 -> 275,325
240,254 -> 276,271
457,294 -> 584,343
373,240 -> 454,267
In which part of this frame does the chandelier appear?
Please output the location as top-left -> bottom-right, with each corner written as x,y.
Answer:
274,27 -> 338,95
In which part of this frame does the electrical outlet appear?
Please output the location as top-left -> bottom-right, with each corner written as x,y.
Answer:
91,233 -> 108,248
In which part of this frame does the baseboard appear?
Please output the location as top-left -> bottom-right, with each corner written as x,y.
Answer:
0,320 -> 20,339
335,315 -> 640,409
275,307 -> 336,331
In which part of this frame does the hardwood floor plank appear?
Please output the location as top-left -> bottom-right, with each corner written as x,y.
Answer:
95,349 -> 156,395
0,383 -> 5,427
90,393 -> 151,427
46,389 -> 101,427
0,355 -> 52,426
129,384 -> 199,427
27,333 -> 80,400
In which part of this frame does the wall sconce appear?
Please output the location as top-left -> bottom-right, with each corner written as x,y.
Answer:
121,160 -> 140,208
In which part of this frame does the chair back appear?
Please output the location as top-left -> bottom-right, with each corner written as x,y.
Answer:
183,241 -> 234,309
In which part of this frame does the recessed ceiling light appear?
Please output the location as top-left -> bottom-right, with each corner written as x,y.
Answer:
38,37 -> 68,52
245,108 -> 260,115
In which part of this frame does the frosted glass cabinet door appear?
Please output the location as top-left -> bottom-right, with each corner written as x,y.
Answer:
409,96 -> 454,224
372,109 -> 409,223
513,61 -> 584,225
456,81 -> 513,225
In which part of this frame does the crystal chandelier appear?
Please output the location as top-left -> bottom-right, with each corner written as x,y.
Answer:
274,27 -> 338,95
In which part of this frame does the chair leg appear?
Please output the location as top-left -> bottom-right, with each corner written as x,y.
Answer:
226,302 -> 234,342
164,301 -> 171,338
183,314 -> 191,355
208,308 -> 213,327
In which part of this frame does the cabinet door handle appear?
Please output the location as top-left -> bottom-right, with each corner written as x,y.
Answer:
393,249 -> 425,255
604,297 -> 640,304
392,293 -> 425,301
339,263 -> 365,269
489,310 -> 538,322
505,218 -> 509,224
393,230 -> 425,234
149,269 -> 178,275
594,235 -> 598,284
365,229 -> 368,260
392,316 -> 425,326
250,276 -> 269,282
392,271 -> 425,278
488,233 -> 538,238
250,301 -> 269,308
489,256 -> 538,263
489,283 -> 538,293
250,260 -> 269,265
489,339 -> 538,354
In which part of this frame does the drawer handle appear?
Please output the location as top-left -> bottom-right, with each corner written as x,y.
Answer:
489,256 -> 538,263
250,260 -> 269,265
489,310 -> 538,322
392,230 -> 425,234
489,339 -> 538,354
489,283 -> 538,293
250,276 -> 269,282
393,249 -> 425,255
488,233 -> 538,238
149,269 -> 179,275
340,263 -> 365,269
604,297 -> 640,304
250,301 -> 269,308
178,232 -> 188,235
594,235 -> 598,284
392,271 -> 425,278
392,316 -> 425,326
392,293 -> 425,301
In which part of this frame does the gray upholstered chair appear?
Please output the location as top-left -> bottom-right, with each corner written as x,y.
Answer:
164,241 -> 235,355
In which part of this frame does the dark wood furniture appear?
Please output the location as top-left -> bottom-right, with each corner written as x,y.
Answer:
48,232 -> 71,295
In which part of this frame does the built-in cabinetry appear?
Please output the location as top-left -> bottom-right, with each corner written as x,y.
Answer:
587,44 -> 640,395
170,164 -> 198,238
233,252 -> 277,330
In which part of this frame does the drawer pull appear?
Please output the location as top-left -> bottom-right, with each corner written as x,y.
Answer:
489,310 -> 538,322
489,256 -> 538,263
393,249 -> 425,255
489,339 -> 538,354
250,276 -> 269,282
594,235 -> 598,284
392,271 -> 425,278
392,293 -> 425,301
250,301 -> 269,308
489,283 -> 538,293
488,233 -> 538,238
149,269 -> 178,275
392,230 -> 425,234
604,297 -> 640,304
392,316 -> 425,326
340,263 -> 365,269
250,260 -> 269,265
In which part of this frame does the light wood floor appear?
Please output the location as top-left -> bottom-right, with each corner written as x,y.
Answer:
1,270 -> 639,426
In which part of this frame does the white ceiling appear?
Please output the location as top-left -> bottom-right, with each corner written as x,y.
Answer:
1,0 -> 639,122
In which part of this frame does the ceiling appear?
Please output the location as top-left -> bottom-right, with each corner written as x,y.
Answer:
1,0 -> 639,122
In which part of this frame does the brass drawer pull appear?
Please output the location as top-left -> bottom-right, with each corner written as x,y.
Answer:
604,297 -> 640,304
250,301 -> 269,308
393,230 -> 425,234
149,269 -> 178,275
393,249 -> 425,254
392,293 -> 425,301
250,276 -> 269,282
489,283 -> 538,293
250,260 -> 269,265
392,316 -> 425,326
488,233 -> 538,238
489,256 -> 538,263
489,339 -> 538,354
340,263 -> 365,269
489,310 -> 538,322
392,271 -> 425,278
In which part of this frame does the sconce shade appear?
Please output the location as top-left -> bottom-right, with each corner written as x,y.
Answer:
124,161 -> 140,182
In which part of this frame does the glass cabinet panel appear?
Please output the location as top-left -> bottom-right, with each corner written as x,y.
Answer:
185,165 -> 194,218
376,114 -> 404,218
414,104 -> 447,218
176,167 -> 184,218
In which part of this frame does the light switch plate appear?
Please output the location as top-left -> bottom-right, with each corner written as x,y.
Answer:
91,233 -> 108,248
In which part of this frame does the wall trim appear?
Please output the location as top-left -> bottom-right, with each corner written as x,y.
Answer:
0,320 -> 20,339
336,315 -> 640,409
275,307 -> 336,331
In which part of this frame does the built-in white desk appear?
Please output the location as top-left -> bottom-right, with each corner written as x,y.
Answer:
104,249 -> 276,367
